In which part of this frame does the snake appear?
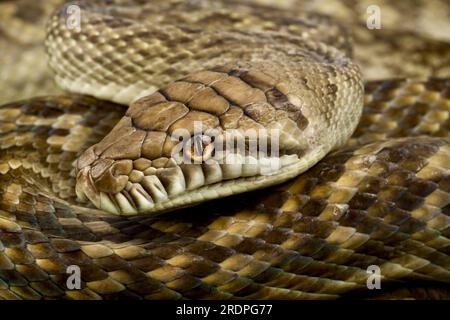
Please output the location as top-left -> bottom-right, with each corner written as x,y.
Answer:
0,0 -> 449,299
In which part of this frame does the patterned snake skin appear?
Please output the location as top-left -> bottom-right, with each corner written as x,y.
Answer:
0,0 -> 450,299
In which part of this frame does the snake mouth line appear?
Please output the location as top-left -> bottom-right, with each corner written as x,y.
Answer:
75,153 -> 300,215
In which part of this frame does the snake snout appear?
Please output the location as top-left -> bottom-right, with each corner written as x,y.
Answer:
75,152 -> 133,213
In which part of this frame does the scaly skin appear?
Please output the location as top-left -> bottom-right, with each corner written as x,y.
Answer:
0,0 -> 449,300
0,80 -> 449,299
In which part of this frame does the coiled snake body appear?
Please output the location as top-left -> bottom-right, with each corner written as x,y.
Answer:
0,0 -> 449,299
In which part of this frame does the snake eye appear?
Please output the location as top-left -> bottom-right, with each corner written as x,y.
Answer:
184,134 -> 215,163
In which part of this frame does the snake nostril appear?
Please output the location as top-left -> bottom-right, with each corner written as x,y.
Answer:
90,158 -> 115,179
111,159 -> 133,177
79,159 -> 133,195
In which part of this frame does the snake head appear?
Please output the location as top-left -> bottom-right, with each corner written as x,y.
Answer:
75,66 -> 362,215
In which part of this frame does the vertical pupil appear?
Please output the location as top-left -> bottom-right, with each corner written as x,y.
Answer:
194,135 -> 203,157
